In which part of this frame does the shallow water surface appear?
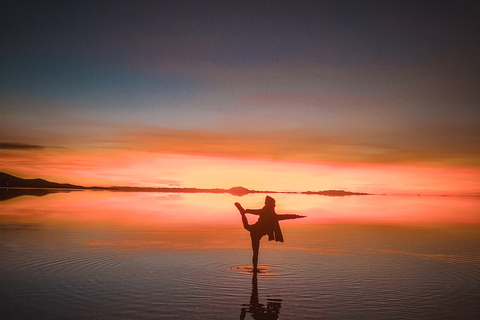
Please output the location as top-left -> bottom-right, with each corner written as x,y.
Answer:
1,191 -> 479,319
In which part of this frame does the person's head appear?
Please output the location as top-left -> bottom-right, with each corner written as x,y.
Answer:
264,196 -> 276,208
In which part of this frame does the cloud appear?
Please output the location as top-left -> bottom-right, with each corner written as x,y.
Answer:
116,123 -> 480,166
0,142 -> 44,150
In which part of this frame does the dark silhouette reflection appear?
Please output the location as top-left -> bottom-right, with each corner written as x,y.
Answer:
235,196 -> 305,272
240,273 -> 282,319
0,188 -> 68,202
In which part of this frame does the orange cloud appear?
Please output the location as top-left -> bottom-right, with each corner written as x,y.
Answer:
114,125 -> 480,166
2,142 -> 480,195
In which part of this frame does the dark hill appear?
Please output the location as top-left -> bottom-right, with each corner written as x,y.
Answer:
227,186 -> 253,196
303,189 -> 369,196
0,172 -> 85,189
0,172 -> 370,196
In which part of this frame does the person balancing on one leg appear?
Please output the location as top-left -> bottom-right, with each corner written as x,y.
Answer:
235,196 -> 305,273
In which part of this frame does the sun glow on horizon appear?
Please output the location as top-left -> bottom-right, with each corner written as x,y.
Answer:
3,190 -> 480,228
2,147 -> 480,196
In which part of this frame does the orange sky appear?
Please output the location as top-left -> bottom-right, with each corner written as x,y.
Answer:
2,144 -> 479,195
1,2 -> 479,195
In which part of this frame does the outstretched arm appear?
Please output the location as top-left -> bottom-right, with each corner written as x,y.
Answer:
277,214 -> 306,220
244,209 -> 262,215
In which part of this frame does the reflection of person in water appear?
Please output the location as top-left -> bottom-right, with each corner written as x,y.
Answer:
235,196 -> 305,272
240,272 -> 282,320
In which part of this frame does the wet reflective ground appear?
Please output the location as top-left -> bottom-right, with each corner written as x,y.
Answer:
1,191 -> 479,319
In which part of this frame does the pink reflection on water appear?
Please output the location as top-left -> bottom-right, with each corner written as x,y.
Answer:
275,194 -> 480,225
1,191 -> 479,229
1,191 -> 243,227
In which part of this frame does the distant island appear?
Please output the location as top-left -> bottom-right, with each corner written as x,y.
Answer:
109,185 -> 260,196
302,190 -> 370,196
0,172 -> 370,199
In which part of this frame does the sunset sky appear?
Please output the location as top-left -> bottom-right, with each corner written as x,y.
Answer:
1,1 -> 479,195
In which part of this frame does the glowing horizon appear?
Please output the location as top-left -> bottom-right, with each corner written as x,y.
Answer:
1,150 -> 479,196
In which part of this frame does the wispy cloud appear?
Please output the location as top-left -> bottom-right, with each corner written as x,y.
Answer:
0,142 -> 44,150
115,124 -> 480,166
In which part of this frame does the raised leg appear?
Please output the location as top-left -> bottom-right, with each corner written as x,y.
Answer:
235,203 -> 251,231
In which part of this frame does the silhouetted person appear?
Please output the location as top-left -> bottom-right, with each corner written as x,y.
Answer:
240,272 -> 282,320
235,196 -> 305,273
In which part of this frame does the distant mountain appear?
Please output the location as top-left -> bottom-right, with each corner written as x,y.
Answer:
0,172 -> 85,189
0,172 -> 370,197
302,190 -> 369,196
109,186 -> 256,196
227,186 -> 253,196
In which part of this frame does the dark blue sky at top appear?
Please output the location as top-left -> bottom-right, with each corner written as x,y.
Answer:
1,0 -> 479,127
2,0 -> 478,67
